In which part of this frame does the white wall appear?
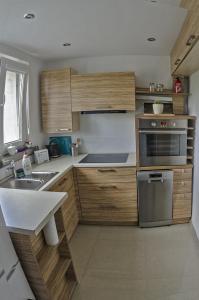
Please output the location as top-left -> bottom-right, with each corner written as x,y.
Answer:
189,70 -> 199,237
0,43 -> 45,148
45,55 -> 171,153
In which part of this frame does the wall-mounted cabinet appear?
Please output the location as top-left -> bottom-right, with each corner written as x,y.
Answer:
40,69 -> 79,133
171,4 -> 199,75
71,72 -> 135,111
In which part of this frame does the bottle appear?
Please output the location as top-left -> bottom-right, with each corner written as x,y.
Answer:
22,153 -> 32,176
174,77 -> 182,93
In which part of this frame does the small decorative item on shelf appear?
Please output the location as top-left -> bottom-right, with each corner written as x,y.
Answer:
149,82 -> 156,93
153,100 -> 164,114
174,77 -> 182,93
156,83 -> 164,92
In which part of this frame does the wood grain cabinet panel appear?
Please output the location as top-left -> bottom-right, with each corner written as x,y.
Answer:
76,167 -> 136,184
76,167 -> 138,224
50,170 -> 79,240
173,168 -> 193,223
71,72 -> 135,111
41,68 -> 79,133
171,4 -> 199,74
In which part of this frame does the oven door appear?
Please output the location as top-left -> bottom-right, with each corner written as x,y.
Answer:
139,130 -> 187,166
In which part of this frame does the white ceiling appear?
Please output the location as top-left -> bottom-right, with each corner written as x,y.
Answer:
0,0 -> 186,60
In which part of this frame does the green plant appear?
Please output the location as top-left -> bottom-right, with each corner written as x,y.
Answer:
153,100 -> 162,104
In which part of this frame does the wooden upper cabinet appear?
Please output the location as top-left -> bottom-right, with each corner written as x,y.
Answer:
40,68 -> 79,133
71,72 -> 135,111
171,5 -> 199,75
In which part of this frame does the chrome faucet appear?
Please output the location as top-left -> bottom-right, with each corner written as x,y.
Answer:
7,160 -> 17,178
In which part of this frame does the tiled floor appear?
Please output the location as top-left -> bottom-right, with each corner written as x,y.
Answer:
70,224 -> 199,300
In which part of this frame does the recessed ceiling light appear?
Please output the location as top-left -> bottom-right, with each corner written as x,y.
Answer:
147,37 -> 156,42
63,43 -> 71,47
24,13 -> 35,19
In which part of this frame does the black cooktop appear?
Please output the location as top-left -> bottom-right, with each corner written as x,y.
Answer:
79,153 -> 129,164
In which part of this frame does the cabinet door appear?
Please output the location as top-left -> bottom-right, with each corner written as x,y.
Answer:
171,7 -> 199,74
173,168 -> 192,222
41,69 -> 75,133
50,170 -> 79,240
72,72 -> 135,111
76,167 -> 138,223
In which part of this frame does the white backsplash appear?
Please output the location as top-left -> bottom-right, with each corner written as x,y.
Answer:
46,112 -> 136,154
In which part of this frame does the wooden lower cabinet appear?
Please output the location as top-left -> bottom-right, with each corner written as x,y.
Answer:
50,170 -> 79,240
76,167 -> 138,224
173,167 -> 192,223
10,207 -> 77,300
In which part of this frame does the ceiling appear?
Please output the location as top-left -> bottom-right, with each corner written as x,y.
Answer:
0,0 -> 187,60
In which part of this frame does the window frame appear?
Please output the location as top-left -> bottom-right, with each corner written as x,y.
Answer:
0,57 -> 29,154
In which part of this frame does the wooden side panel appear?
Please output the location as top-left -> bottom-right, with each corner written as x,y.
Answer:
10,233 -> 50,300
172,95 -> 186,115
50,169 -> 79,240
171,6 -> 199,74
173,168 -> 193,222
71,72 -> 135,111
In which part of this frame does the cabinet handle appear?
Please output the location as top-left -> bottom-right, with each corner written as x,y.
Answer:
174,59 -> 181,65
97,169 -> 117,173
99,185 -> 118,190
95,106 -> 113,109
186,35 -> 196,46
56,128 -> 71,132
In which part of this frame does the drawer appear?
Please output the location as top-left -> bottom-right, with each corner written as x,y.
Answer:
82,201 -> 138,223
173,168 -> 192,181
78,182 -> 137,200
50,170 -> 74,192
76,167 -> 136,184
173,180 -> 192,194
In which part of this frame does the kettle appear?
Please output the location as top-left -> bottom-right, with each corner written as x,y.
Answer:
46,140 -> 61,158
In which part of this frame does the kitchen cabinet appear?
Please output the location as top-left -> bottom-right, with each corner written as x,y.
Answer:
10,207 -> 77,300
75,167 -> 137,224
173,168 -> 192,223
40,68 -> 79,133
71,72 -> 135,111
50,170 -> 79,241
171,5 -> 199,75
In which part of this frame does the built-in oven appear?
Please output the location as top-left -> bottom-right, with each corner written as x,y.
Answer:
139,119 -> 187,166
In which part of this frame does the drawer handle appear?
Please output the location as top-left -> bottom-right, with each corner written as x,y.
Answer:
97,169 -> 117,173
56,128 -> 71,132
99,185 -> 118,190
186,35 -> 197,46
174,59 -> 181,65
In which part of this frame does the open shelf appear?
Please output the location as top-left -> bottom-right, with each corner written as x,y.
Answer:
49,262 -> 77,300
136,87 -> 189,97
48,258 -> 72,298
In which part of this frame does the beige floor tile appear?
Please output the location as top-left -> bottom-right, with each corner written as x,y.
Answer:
87,238 -> 145,279
72,286 -> 146,300
70,226 -> 100,279
82,268 -> 146,291
98,225 -> 144,241
70,224 -> 199,299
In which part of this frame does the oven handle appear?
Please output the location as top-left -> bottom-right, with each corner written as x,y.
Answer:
139,130 -> 187,135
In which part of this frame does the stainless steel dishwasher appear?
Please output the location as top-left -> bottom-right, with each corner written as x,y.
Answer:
137,170 -> 173,227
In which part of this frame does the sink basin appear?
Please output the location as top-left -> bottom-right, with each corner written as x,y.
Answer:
0,171 -> 58,190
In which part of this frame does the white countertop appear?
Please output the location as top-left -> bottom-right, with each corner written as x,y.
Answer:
0,152 -> 136,235
0,188 -> 67,235
33,152 -> 136,191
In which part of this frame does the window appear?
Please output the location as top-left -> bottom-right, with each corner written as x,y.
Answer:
0,57 -> 29,152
